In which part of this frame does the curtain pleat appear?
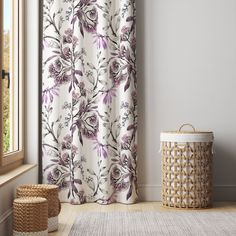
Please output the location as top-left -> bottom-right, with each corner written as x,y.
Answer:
42,0 -> 137,204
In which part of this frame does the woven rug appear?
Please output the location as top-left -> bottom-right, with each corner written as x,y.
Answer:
69,211 -> 236,236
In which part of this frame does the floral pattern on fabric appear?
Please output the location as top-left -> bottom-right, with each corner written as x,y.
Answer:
42,0 -> 137,204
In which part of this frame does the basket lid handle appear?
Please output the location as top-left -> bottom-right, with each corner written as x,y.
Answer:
178,123 -> 196,132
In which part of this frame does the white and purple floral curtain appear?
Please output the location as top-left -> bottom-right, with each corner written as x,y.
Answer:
42,0 -> 137,204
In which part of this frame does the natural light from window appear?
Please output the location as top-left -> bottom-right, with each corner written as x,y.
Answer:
3,0 -> 19,155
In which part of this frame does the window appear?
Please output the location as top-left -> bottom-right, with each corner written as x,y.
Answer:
0,0 -> 24,173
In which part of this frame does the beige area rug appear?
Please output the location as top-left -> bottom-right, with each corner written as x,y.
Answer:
69,211 -> 236,236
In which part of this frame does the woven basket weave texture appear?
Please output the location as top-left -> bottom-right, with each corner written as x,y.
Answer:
13,197 -> 48,233
161,124 -> 213,209
161,141 -> 213,208
16,184 -> 60,218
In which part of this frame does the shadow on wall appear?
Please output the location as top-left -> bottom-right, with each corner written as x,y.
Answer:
213,142 -> 236,201
136,0 -> 161,201
136,0 -> 147,187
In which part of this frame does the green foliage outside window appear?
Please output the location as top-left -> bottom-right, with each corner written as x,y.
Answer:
3,32 -> 10,153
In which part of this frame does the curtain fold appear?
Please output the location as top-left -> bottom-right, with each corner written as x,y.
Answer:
42,0 -> 137,204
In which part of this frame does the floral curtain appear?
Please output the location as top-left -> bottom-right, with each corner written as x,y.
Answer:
42,0 -> 137,204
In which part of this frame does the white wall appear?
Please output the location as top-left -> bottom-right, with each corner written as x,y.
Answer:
0,0 -> 39,234
25,0 -> 39,165
137,0 -> 236,201
0,168 -> 38,235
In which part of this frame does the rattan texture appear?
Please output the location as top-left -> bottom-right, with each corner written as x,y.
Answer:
161,141 -> 213,208
13,197 -> 48,233
16,184 -> 60,218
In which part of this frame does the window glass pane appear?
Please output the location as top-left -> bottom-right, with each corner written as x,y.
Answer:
2,0 -> 19,154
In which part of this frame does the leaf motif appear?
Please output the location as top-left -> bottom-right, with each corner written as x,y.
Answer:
69,83 -> 72,93
75,70 -> 83,76
99,178 -> 107,185
74,179 -> 82,184
124,77 -> 131,92
126,185 -> 133,200
46,149 -> 58,157
44,55 -> 58,65
57,126 -> 62,138
72,183 -> 79,194
67,190 -> 71,199
126,16 -> 134,22
108,149 -> 117,157
127,124 -> 134,131
61,166 -> 69,172
79,131 -> 83,145
98,68 -> 107,76
50,158 -> 59,163
71,17 -> 76,25
79,22 -> 84,37
87,62 -> 96,70
87,179 -> 95,191
43,163 -> 55,171
87,169 -> 96,176
74,78 -> 79,85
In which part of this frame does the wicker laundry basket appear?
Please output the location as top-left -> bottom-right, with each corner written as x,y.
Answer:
160,124 -> 214,209
13,197 -> 48,236
16,184 -> 61,232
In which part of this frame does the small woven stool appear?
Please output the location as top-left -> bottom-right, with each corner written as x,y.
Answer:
16,184 -> 61,232
13,197 -> 48,236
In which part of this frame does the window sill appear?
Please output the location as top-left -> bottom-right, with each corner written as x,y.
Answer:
0,164 -> 37,187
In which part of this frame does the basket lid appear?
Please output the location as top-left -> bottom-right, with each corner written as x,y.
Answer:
160,124 -> 214,142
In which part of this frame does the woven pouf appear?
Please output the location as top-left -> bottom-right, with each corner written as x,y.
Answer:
16,184 -> 61,232
160,124 -> 214,209
13,197 -> 48,236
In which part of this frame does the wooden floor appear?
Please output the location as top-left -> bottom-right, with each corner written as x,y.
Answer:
49,202 -> 236,236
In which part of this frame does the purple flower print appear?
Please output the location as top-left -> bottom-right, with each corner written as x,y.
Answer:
48,58 -> 71,84
63,29 -> 73,43
83,7 -> 98,32
102,87 -> 117,104
73,4 -> 98,36
63,29 -> 79,45
121,134 -> 131,150
71,108 -> 99,144
62,134 -> 73,150
72,91 -> 81,103
61,152 -> 70,165
71,145 -> 78,156
120,26 -> 130,41
109,59 -> 122,81
47,172 -> 55,184
93,34 -> 108,49
42,85 -> 59,104
110,165 -> 129,192
82,112 -> 99,139
62,47 -> 72,60
43,0 -> 137,204
93,141 -> 108,158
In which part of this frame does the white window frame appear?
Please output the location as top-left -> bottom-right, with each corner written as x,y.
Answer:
0,0 -> 25,174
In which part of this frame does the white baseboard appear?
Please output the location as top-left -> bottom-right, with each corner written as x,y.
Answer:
138,184 -> 162,201
213,185 -> 236,201
0,208 -> 12,225
0,208 -> 13,236
138,184 -> 236,201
